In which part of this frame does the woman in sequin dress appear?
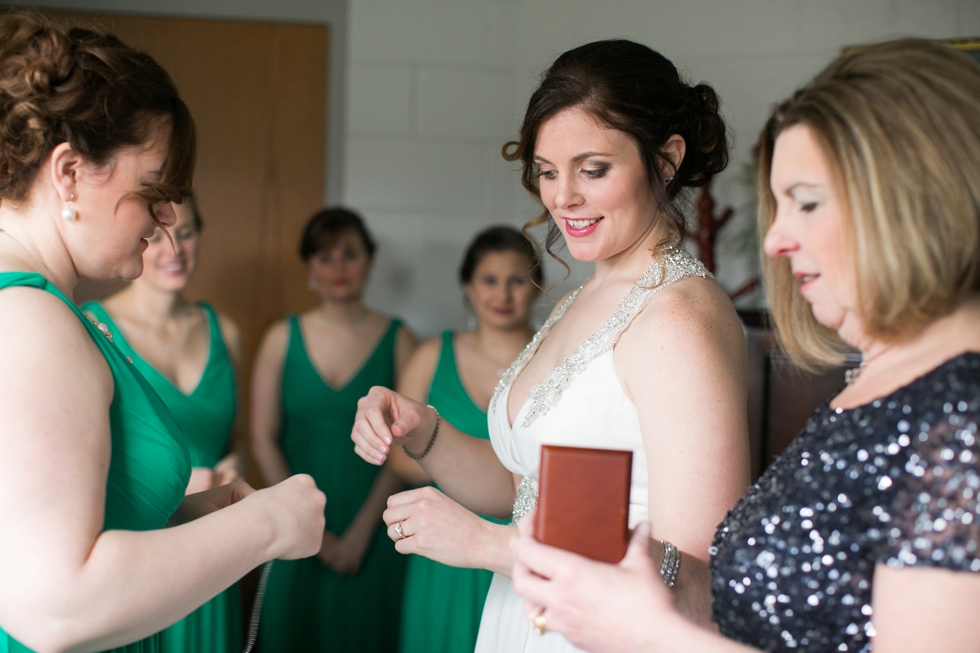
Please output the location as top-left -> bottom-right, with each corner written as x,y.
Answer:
351,40 -> 751,653
509,39 -> 980,653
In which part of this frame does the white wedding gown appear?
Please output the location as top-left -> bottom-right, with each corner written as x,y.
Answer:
474,246 -> 710,653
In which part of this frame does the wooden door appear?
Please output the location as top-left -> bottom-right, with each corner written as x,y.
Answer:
48,11 -> 329,485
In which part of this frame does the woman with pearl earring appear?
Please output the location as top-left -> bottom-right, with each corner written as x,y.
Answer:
62,193 -> 76,220
0,12 -> 326,653
251,207 -> 418,652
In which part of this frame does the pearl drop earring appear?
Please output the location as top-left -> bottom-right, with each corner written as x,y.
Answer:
308,278 -> 318,291
61,194 -> 76,221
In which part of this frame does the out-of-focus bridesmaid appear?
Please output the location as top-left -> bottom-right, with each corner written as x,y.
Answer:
251,207 -> 417,652
388,225 -> 542,653
84,194 -> 245,653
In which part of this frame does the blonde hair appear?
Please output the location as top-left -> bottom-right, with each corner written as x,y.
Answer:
758,39 -> 980,369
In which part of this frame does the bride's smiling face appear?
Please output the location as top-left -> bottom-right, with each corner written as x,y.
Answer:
534,106 -> 661,263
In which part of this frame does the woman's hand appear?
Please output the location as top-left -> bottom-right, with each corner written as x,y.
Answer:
316,528 -> 372,576
212,452 -> 243,487
351,386 -> 435,465
317,530 -> 340,567
383,486 -> 501,569
252,474 -> 327,560
511,517 -> 677,653
170,480 -> 255,526
329,527 -> 373,576
185,467 -> 215,495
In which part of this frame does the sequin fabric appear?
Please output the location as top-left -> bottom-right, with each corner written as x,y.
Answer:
490,245 -> 711,427
710,353 -> 980,652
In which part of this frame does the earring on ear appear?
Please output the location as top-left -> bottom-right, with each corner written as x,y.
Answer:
663,177 -> 673,185
308,278 -> 318,291
61,193 -> 76,221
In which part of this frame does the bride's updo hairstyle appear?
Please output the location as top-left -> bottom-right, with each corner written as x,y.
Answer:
504,39 -> 729,275
0,11 -> 195,206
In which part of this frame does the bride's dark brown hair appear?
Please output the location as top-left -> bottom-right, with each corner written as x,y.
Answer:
504,39 -> 728,284
0,11 -> 195,207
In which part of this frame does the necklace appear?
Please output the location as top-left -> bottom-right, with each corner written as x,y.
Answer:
0,228 -> 55,279
844,345 -> 895,386
844,361 -> 865,385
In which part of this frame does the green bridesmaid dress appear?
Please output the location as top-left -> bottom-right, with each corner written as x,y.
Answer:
399,331 -> 505,653
83,302 -> 243,653
259,315 -> 407,653
0,273 -> 190,653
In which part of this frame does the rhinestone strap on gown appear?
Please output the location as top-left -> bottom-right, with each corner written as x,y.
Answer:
475,247 -> 710,653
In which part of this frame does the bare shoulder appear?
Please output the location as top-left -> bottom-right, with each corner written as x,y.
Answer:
642,275 -> 741,337
256,318 -> 290,361
395,321 -> 419,351
215,311 -> 241,342
0,285 -> 99,345
624,275 -> 745,366
405,335 -> 442,376
0,286 -> 111,399
215,311 -> 243,363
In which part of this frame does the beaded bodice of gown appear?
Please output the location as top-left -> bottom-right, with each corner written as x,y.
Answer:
711,352 -> 980,653
488,245 -> 712,524
475,246 -> 711,653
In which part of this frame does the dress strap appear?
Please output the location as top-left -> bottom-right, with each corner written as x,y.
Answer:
199,302 -> 228,359
490,288 -> 581,413
497,245 -> 711,427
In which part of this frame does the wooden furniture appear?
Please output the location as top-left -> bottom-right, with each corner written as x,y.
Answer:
745,326 -> 860,481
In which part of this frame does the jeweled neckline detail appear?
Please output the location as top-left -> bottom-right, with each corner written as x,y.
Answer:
491,245 -> 711,428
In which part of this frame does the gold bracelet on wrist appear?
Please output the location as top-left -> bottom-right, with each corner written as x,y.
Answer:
402,405 -> 440,461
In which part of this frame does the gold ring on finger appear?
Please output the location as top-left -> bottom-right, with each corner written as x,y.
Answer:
533,609 -> 547,635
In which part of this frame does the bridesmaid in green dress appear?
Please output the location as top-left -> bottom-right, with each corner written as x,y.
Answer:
83,195 -> 245,653
386,226 -> 541,653
0,12 -> 325,653
252,208 -> 417,652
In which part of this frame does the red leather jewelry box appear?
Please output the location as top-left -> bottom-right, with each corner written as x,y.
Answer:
534,444 -> 632,563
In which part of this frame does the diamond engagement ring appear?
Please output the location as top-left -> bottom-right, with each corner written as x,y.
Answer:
393,521 -> 406,540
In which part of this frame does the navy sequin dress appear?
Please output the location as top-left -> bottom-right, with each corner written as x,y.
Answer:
711,353 -> 980,652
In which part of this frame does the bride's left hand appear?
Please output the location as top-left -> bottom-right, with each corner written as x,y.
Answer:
383,486 -> 500,569
511,517 -> 676,653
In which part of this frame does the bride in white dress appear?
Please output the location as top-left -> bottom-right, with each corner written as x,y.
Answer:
351,39 -> 750,652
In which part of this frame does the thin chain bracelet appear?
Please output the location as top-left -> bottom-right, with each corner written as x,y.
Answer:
659,540 -> 681,589
403,405 -> 440,460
